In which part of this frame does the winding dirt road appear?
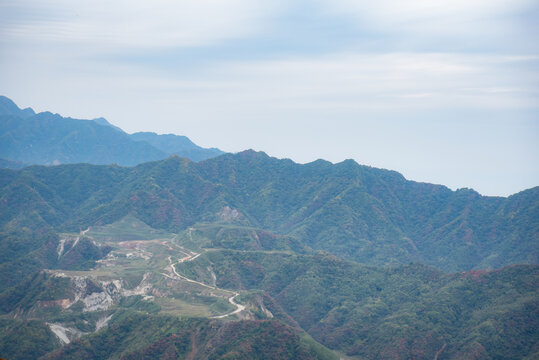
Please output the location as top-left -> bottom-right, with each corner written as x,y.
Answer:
58,227 -> 91,258
165,250 -> 245,319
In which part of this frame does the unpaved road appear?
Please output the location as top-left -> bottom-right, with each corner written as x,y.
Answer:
73,227 -> 90,248
58,227 -> 91,258
211,292 -> 245,319
167,252 -> 245,319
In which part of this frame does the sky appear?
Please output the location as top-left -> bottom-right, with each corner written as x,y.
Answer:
1,0 -> 538,196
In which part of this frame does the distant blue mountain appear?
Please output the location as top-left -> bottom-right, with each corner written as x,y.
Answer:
92,117 -> 124,133
131,132 -> 224,162
0,157 -> 26,169
0,96 -> 35,119
0,96 -> 225,167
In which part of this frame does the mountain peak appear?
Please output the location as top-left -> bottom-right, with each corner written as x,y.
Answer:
337,158 -> 358,166
92,117 -> 124,132
237,149 -> 270,159
131,131 -> 224,161
0,96 -> 225,166
0,95 -> 35,119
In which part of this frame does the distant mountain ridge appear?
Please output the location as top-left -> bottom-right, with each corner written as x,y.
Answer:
1,150 -> 536,273
131,131 -> 223,162
0,95 -> 225,166
1,100 -> 537,359
0,158 -> 26,169
0,96 -> 35,119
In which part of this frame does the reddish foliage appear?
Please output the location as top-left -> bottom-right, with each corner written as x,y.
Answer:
465,269 -> 488,283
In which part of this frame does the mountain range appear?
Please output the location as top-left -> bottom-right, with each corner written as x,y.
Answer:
0,97 -> 537,359
2,151 -> 536,273
0,96 -> 224,166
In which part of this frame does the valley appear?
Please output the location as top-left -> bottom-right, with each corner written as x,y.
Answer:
1,0 -> 538,355
1,214 -> 537,359
0,215 -> 343,359
48,218 -> 246,323
0,147 -> 536,359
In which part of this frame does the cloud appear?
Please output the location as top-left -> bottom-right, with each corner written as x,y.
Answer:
321,0 -> 535,31
317,0 -> 539,52
2,0 -> 537,56
0,0 -> 283,50
2,48 -> 537,122
193,52 -> 539,112
1,0 -> 537,195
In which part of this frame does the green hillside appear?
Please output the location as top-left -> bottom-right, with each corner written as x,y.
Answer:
0,126 -> 537,359
177,250 -> 539,359
1,151 -> 536,272
40,312 -> 337,360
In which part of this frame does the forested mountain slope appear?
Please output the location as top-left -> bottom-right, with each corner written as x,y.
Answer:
1,150 -> 536,273
40,313 -> 336,360
0,149 -> 537,359
177,251 -> 539,359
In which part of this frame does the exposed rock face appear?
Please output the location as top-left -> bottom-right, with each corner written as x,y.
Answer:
49,272 -> 121,312
119,272 -> 154,298
47,323 -> 86,344
45,271 -> 158,313
220,206 -> 241,221
82,292 -> 114,312
95,314 -> 113,332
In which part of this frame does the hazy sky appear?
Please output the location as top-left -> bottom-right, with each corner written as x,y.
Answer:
1,0 -> 538,196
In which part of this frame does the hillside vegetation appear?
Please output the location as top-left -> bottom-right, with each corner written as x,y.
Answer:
1,151 -> 536,273
0,106 -> 537,359
41,312 -> 337,360
177,250 -> 539,359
